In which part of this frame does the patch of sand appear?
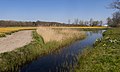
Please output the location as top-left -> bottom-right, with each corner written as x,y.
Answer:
0,30 -> 33,53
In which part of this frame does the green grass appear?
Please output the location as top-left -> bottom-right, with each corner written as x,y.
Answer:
75,28 -> 120,72
0,30 -> 85,72
0,33 -> 6,37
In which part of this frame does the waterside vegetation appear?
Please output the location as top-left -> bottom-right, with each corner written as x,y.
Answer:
75,28 -> 120,72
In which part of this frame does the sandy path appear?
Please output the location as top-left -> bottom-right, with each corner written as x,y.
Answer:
0,30 -> 33,53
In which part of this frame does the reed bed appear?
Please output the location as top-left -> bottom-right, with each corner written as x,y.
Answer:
37,27 -> 86,43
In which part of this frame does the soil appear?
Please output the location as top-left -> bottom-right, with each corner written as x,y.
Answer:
0,30 -> 33,53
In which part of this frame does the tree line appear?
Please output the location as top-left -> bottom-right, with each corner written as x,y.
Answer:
67,18 -> 103,26
0,20 -> 65,27
0,19 -> 103,27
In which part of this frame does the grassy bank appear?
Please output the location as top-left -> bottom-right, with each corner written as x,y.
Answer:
0,27 -> 36,37
0,29 -> 86,72
75,28 -> 120,72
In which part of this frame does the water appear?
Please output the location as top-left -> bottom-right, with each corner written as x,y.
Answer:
21,30 -> 105,72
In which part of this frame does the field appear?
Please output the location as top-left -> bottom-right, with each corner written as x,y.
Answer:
0,27 -> 36,37
75,28 -> 120,72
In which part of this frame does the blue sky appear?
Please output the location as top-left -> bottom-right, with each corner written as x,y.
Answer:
0,0 -> 114,23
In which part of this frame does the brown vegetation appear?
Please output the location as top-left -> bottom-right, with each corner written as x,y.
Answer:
37,27 -> 86,43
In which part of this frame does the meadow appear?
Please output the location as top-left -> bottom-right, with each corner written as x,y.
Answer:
75,28 -> 120,72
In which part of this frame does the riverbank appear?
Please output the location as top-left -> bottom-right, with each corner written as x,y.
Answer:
75,28 -> 120,72
0,28 -> 86,72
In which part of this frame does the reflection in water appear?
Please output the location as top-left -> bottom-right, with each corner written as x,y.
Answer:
21,30 -> 105,72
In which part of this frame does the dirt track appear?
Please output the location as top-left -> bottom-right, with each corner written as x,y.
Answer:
0,30 -> 33,53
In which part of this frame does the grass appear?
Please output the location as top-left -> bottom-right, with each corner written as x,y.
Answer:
41,26 -> 108,29
0,27 -> 36,37
45,26 -> 108,32
0,28 -> 86,72
75,28 -> 120,72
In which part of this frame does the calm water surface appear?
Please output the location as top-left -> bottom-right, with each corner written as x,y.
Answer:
21,30 -> 105,72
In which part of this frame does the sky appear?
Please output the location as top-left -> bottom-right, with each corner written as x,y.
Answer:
0,0 -> 115,23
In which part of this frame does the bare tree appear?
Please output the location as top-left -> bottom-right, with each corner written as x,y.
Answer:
108,0 -> 120,27
84,21 -> 89,26
110,0 -> 120,10
112,11 -> 120,27
99,21 -> 103,26
89,18 -> 93,26
74,18 -> 79,25
68,19 -> 71,24
79,20 -> 84,26
92,21 -> 99,26
107,17 -> 113,27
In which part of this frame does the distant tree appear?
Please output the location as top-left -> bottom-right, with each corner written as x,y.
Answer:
108,0 -> 120,27
107,17 -> 113,27
74,18 -> 79,25
99,21 -> 103,26
89,18 -> 93,26
92,21 -> 99,26
79,20 -> 84,26
112,11 -> 120,27
68,19 -> 71,24
84,21 -> 89,26
33,22 -> 37,26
